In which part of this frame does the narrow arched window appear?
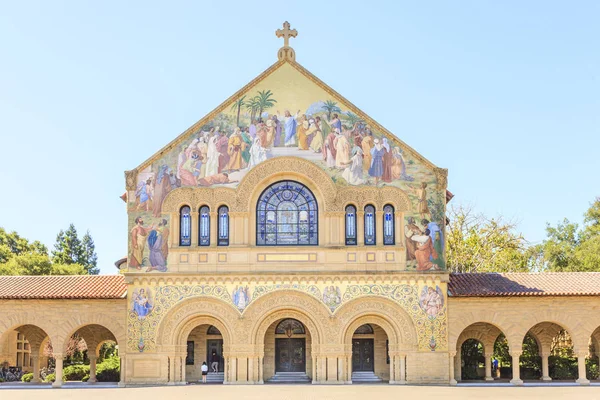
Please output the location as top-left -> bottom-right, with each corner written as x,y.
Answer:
179,206 -> 191,246
364,205 -> 376,245
383,204 -> 395,245
345,205 -> 357,245
217,205 -> 229,246
199,205 -> 210,246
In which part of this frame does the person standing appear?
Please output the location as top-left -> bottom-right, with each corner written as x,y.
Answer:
368,139 -> 385,185
211,351 -> 219,373
201,361 -> 208,383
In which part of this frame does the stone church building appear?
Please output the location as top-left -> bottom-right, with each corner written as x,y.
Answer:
1,23 -> 600,387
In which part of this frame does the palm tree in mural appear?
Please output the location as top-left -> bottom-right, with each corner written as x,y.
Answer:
245,96 -> 260,122
343,111 -> 364,127
230,95 -> 246,127
321,100 -> 342,120
256,90 -> 277,119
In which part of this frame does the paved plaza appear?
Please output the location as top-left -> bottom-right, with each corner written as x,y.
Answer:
3,384 -> 600,400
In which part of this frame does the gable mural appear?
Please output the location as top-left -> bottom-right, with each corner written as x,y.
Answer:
126,63 -> 446,272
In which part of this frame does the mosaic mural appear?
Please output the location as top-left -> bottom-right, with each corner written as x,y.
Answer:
127,283 -> 447,353
126,63 -> 447,272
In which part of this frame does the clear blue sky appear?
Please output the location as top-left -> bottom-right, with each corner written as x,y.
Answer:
1,1 -> 598,274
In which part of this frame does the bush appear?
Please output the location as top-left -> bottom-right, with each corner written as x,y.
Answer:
63,364 -> 89,381
21,373 -> 33,382
587,358 -> 599,380
82,374 -> 90,382
96,356 -> 120,382
0,377 -> 4,383
549,356 -> 578,380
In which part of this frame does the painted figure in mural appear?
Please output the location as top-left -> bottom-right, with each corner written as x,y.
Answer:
135,178 -> 153,211
160,219 -> 169,261
404,217 -> 423,261
323,127 -> 337,169
361,130 -> 374,172
205,134 -> 220,177
341,146 -> 366,185
132,288 -> 153,320
279,110 -> 298,147
130,217 -> 153,269
422,219 -> 445,269
412,229 -> 439,271
323,285 -> 342,309
265,119 -> 277,148
248,138 -> 267,169
146,219 -> 168,272
381,138 -> 393,183
297,115 -> 309,150
390,147 -> 414,181
233,285 -> 250,309
216,129 -> 230,173
249,120 -> 257,139
329,113 -> 342,134
198,172 -> 237,187
368,138 -> 385,185
227,127 -> 245,172
419,286 -> 444,318
180,151 -> 202,186
272,115 -> 282,147
309,116 -> 325,153
334,129 -> 351,169
241,128 -> 253,165
408,183 -> 430,219
152,165 -> 172,217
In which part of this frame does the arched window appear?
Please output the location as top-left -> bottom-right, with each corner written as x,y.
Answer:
354,324 -> 374,334
256,180 -> 318,246
275,319 -> 306,336
383,204 -> 395,245
199,205 -> 210,246
345,205 -> 357,245
207,325 -> 221,335
179,206 -> 191,246
364,205 -> 376,245
217,205 -> 229,246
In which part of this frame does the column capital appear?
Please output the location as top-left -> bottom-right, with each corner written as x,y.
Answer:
448,351 -> 457,357
53,353 -> 65,359
509,351 -> 522,358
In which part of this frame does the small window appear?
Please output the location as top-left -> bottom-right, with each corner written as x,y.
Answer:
207,325 -> 221,335
345,205 -> 357,245
179,206 -> 191,246
383,204 -> 395,245
354,324 -> 374,334
186,341 -> 194,365
199,206 -> 210,246
275,319 -> 306,335
218,205 -> 229,246
364,205 -> 376,245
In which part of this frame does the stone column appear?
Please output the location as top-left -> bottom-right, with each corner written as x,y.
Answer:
52,354 -> 64,388
31,355 -> 41,383
399,354 -> 406,384
509,351 -> 523,386
258,356 -> 264,384
576,352 -> 590,385
210,212 -> 218,248
375,211 -> 384,246
230,357 -> 238,382
484,352 -> 493,381
311,356 -> 317,384
346,354 -> 352,384
327,356 -> 338,382
168,355 -> 176,385
337,357 -> 344,383
320,356 -> 327,383
540,352 -> 551,381
119,355 -> 126,387
88,355 -> 98,383
357,211 -> 365,246
191,211 -> 199,247
454,350 -> 461,382
449,351 -> 457,386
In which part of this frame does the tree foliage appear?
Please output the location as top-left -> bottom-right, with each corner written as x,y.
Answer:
52,224 -> 99,275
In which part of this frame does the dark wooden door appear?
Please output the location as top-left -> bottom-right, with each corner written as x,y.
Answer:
352,339 -> 374,372
275,338 -> 306,373
207,339 -> 224,372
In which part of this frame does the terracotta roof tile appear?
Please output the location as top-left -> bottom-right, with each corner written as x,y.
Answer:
0,275 -> 127,299
449,272 -> 600,297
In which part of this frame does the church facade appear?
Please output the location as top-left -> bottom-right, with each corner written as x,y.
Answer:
1,23 -> 599,388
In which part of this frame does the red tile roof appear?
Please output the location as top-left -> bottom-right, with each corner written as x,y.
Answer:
449,272 -> 600,297
0,275 -> 127,299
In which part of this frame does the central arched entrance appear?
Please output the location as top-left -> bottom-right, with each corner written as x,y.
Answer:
185,325 -> 225,383
265,318 -> 312,383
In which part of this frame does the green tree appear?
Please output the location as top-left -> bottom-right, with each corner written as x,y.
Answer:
52,224 -> 84,266
245,96 -> 260,122
81,231 -> 99,275
342,111 -> 364,128
230,95 -> 246,127
256,90 -> 277,118
447,204 -> 533,273
321,100 -> 341,120
0,253 -> 52,275
0,227 -> 47,263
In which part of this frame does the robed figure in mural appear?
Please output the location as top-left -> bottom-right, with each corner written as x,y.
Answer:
227,127 -> 245,171
132,288 -> 153,320
323,128 -> 337,168
341,146 -> 366,185
369,139 -> 385,185
297,115 -> 309,150
248,137 -> 267,169
152,165 -> 173,217
130,217 -> 153,269
361,131 -> 374,172
419,286 -> 444,318
404,217 -> 422,261
216,130 -> 230,173
146,219 -> 168,272
205,134 -> 220,177
412,229 -> 439,271
334,130 -> 351,169
279,110 -> 298,147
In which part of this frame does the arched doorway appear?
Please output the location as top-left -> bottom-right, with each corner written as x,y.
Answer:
0,324 -> 50,385
526,321 -> 579,382
265,318 -> 311,383
455,322 -> 506,383
351,323 -> 388,383
185,325 -> 224,383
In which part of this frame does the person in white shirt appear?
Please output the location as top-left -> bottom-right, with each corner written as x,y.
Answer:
201,361 -> 208,383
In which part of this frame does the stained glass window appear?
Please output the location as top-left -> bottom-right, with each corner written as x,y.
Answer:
354,324 -> 374,334
275,319 -> 306,335
207,325 -> 221,335
256,181 -> 318,246
179,206 -> 191,246
218,205 -> 229,246
345,205 -> 357,246
199,205 -> 210,246
383,204 -> 395,245
186,341 -> 194,365
364,205 -> 376,245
